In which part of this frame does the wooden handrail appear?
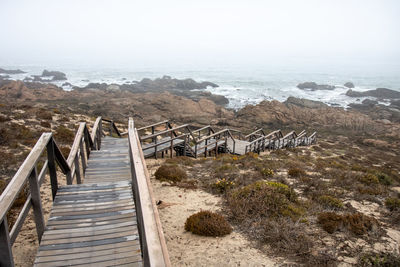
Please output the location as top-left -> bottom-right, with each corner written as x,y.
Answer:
142,134 -> 188,150
196,129 -> 234,144
191,125 -> 214,134
137,120 -> 169,131
0,133 -> 52,223
128,118 -> 171,266
140,124 -> 189,141
282,131 -> 297,139
245,128 -> 265,139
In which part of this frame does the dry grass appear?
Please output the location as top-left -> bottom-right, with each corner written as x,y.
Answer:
54,125 -> 75,144
317,212 -> 381,236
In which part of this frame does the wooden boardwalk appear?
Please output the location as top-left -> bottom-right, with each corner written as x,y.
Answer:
34,136 -> 142,266
137,121 -> 317,158
227,139 -> 249,155
85,137 -> 131,184
34,181 -> 141,267
0,117 -> 170,267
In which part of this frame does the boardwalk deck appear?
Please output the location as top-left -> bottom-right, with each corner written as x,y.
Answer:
226,139 -> 249,155
34,136 -> 143,267
34,181 -> 141,267
85,137 -> 130,184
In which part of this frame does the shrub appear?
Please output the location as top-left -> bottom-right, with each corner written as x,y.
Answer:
376,172 -> 393,186
317,212 -> 379,235
261,168 -> 274,177
385,197 -> 400,211
261,218 -> 313,255
184,210 -> 232,236
40,121 -> 51,128
54,125 -> 75,144
0,115 -> 10,122
59,146 -> 71,159
0,179 -> 7,194
317,195 -> 344,210
154,164 -> 187,183
359,174 -> 379,185
213,178 -> 235,193
36,109 -> 52,120
288,167 -> 306,177
359,252 -> 400,266
165,156 -> 193,166
227,180 -> 302,222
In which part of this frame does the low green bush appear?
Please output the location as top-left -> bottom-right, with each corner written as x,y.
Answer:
185,210 -> 232,236
154,164 -> 187,183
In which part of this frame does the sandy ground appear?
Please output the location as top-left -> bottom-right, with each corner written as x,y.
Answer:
147,159 -> 279,267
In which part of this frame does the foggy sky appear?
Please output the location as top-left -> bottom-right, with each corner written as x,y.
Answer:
0,0 -> 399,68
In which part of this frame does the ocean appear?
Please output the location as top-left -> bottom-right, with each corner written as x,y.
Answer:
2,64 -> 400,110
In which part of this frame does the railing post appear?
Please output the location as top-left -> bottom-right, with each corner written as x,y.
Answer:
183,135 -> 187,157
79,140 -> 87,174
47,139 -> 58,200
74,155 -> 82,184
28,167 -> 45,242
204,139 -> 208,158
154,136 -> 158,159
170,131 -> 173,158
152,126 -> 155,144
97,127 -> 101,150
0,218 -> 14,267
84,128 -> 91,158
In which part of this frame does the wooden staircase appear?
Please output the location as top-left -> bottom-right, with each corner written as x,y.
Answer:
0,117 -> 170,267
137,120 -> 317,159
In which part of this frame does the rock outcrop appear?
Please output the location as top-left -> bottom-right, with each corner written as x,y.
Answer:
297,82 -> 336,91
346,88 -> 400,99
236,97 -> 388,134
41,70 -> 67,81
0,68 -> 26,74
344,82 -> 355,88
284,97 -> 328,109
77,76 -> 227,106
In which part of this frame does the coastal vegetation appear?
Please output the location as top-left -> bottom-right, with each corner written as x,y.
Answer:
1,77 -> 400,265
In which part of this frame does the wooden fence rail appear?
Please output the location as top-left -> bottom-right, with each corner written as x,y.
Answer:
128,118 -> 171,267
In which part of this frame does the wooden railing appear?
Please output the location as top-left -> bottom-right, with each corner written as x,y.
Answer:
102,118 -> 123,137
193,129 -> 236,158
139,123 -> 195,159
128,118 -> 171,267
245,129 -> 317,153
0,117 -> 104,266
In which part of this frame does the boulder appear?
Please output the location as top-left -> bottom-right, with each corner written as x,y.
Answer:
62,82 -> 73,87
297,82 -> 335,91
106,84 -> 120,91
284,97 -> 328,109
390,100 -> 400,109
41,70 -> 67,80
344,82 -> 355,88
0,68 -> 26,74
346,88 -> 400,99
82,83 -> 108,90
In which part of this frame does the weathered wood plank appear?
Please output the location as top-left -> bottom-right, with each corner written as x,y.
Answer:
35,244 -> 140,263
36,240 -> 140,257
